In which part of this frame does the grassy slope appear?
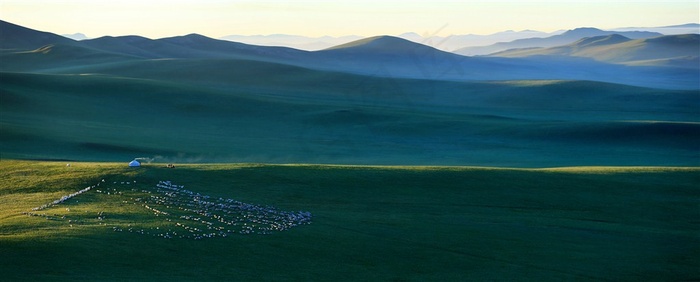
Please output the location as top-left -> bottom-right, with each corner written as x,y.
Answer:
491,34 -> 700,66
1,69 -> 699,166
1,160 -> 698,281
0,44 -> 140,73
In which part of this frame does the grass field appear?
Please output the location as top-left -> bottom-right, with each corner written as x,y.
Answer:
2,20 -> 698,281
2,70 -> 698,166
1,160 -> 698,281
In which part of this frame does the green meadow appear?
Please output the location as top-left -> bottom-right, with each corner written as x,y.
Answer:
2,20 -> 699,281
1,160 -> 698,281
2,70 -> 698,166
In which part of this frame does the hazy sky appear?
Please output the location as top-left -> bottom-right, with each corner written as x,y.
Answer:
1,0 -> 698,38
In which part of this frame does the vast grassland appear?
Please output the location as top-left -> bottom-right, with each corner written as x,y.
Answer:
1,160 -> 698,281
2,71 -> 698,166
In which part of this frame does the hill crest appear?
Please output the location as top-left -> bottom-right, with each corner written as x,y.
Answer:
323,35 -> 431,52
570,34 -> 631,48
0,19 -> 76,50
489,34 -> 700,67
454,28 -> 663,56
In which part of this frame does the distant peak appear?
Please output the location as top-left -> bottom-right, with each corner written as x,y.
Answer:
565,27 -> 604,34
165,33 -> 214,41
603,34 -> 632,42
366,35 -> 410,42
571,34 -> 631,47
182,33 -> 210,39
570,27 -> 602,31
62,33 -> 89,40
159,33 -> 216,43
325,35 -> 408,50
89,35 -> 152,42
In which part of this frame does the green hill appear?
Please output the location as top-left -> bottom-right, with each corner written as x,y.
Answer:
2,70 -> 698,166
1,19 -> 699,281
1,19 -> 698,165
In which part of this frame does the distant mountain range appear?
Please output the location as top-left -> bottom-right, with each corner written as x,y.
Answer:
1,20 -> 698,89
490,34 -> 700,68
397,30 -> 561,52
214,24 -> 697,53
56,24 -> 699,54
611,23 -> 699,34
454,27 -> 664,56
219,34 -> 363,51
217,30 -> 562,52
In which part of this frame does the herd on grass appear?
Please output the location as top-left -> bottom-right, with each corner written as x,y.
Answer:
23,180 -> 312,240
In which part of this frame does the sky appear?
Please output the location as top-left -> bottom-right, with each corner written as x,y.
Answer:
1,0 -> 698,38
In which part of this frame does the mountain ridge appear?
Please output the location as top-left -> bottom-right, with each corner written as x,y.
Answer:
1,20 -> 698,89
0,19 -> 77,50
490,34 -> 700,67
322,35 -> 439,53
454,27 -> 663,56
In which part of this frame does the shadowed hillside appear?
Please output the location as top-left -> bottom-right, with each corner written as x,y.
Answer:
454,27 -> 663,56
80,33 -> 308,62
491,34 -> 700,68
2,20 -> 697,89
0,44 -> 140,72
0,20 -> 77,50
2,71 -> 698,166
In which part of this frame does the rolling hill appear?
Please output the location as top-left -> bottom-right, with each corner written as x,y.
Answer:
398,30 -> 559,52
454,27 -> 663,56
0,43 -> 140,72
220,34 -> 362,51
490,34 -> 700,68
0,19 -> 699,165
310,35 -> 480,80
1,20 -> 698,89
2,18 -> 699,282
219,30 -> 558,52
0,20 -> 77,50
2,70 -> 698,166
79,33 -> 308,61
305,35 -> 698,89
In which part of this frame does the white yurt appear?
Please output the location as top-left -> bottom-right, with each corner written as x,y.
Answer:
128,160 -> 141,167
